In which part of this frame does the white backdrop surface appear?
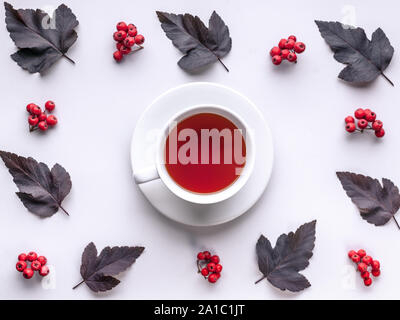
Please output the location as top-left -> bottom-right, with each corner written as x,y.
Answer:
0,0 -> 399,299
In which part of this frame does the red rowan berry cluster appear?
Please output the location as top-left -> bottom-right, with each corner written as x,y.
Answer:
113,21 -> 145,62
345,108 -> 385,138
26,101 -> 58,132
348,249 -> 381,287
16,251 -> 49,280
269,35 -> 306,65
197,251 -> 223,284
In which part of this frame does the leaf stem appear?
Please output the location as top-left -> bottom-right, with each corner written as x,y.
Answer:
393,216 -> 400,230
217,57 -> 229,72
255,275 -> 266,284
63,54 -> 75,64
381,72 -> 394,87
59,205 -> 70,216
72,280 -> 85,290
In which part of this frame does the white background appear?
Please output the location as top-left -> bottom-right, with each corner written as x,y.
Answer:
0,0 -> 399,300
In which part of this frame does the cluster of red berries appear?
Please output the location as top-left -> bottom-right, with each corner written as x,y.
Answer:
269,35 -> 306,65
27,101 -> 58,132
348,249 -> 381,287
16,251 -> 50,279
197,251 -> 223,284
345,108 -> 385,138
113,21 -> 145,62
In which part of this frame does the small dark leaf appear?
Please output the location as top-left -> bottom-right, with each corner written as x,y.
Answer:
336,172 -> 400,226
256,220 -> 316,292
75,242 -> 145,293
315,20 -> 394,86
0,151 -> 72,217
4,2 -> 79,74
156,10 -> 231,72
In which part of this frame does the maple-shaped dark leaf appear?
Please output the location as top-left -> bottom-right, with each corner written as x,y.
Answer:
336,172 -> 400,228
315,21 -> 394,86
0,151 -> 71,217
255,220 -> 316,292
4,2 -> 79,74
73,242 -> 145,293
156,10 -> 231,72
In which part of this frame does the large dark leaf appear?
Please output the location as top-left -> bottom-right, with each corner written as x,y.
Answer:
156,11 -> 231,72
4,2 -> 79,74
74,242 -> 145,293
255,220 -> 316,292
315,21 -> 394,86
0,151 -> 71,217
336,172 -> 400,227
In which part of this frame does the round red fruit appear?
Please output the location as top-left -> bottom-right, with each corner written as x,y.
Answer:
135,34 -> 145,45
116,22 -> 128,32
210,255 -> 220,264
365,111 -> 376,122
278,39 -> 287,49
375,128 -> 385,138
201,268 -> 209,277
113,50 -> 123,62
120,46 -> 132,55
354,108 -> 365,119
351,254 -> 361,263
346,123 -> 356,133
197,252 -> 205,260
364,278 -> 372,286
23,268 -> 34,279
45,101 -> 55,112
208,273 -> 219,283
272,55 -> 282,65
46,115 -> 58,126
16,261 -> 27,272
39,265 -> 50,277
285,39 -> 295,50
37,256 -> 47,266
372,120 -> 383,131
27,252 -> 37,262
113,31 -> 127,42
361,271 -> 370,279
215,264 -> 223,273
116,42 -> 124,51
38,121 -> 48,131
128,26 -> 137,37
372,269 -> 380,277
357,262 -> 368,273
362,256 -> 373,266
371,260 -> 380,270
39,113 -> 47,122
31,105 -> 41,116
203,251 -> 211,260
287,52 -> 297,62
26,103 -> 37,113
345,116 -> 355,124
348,250 -> 357,258
288,35 -> 297,42
270,46 -> 281,57
28,115 -> 39,126
31,260 -> 41,271
124,37 -> 135,47
281,49 -> 290,59
18,253 -> 27,261
357,119 -> 368,129
294,42 -> 306,53
207,262 -> 216,272
357,249 -> 366,258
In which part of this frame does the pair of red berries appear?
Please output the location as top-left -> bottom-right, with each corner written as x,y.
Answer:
270,35 -> 306,65
27,101 -> 58,132
113,21 -> 145,62
16,251 -> 49,279
197,251 -> 223,284
348,249 -> 381,287
345,108 -> 385,138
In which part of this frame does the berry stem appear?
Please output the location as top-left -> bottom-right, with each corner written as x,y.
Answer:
132,46 -> 144,54
72,280 -> 85,290
217,57 -> 229,72
381,71 -> 394,87
255,275 -> 266,284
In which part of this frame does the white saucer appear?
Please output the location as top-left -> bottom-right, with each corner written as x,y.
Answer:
131,82 -> 273,227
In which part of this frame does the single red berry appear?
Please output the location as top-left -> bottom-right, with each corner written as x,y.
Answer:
201,268 -> 209,277
207,262 -> 216,272
46,115 -> 57,126
351,254 -> 361,263
39,265 -> 50,277
116,22 -> 128,32
345,123 -> 356,133
127,23 -> 136,30
38,121 -> 48,131
371,260 -> 380,270
375,128 -> 385,138
345,116 -> 355,124
27,252 -> 37,262
31,260 -> 41,271
272,55 -> 282,65
365,111 -> 376,122
116,41 -> 124,51
285,39 -> 295,50
362,256 -> 373,266
354,108 -> 365,119
197,252 -> 205,260
294,42 -> 306,53
38,112 -> 47,122
364,277 -> 372,286
26,103 -> 37,113
372,120 -> 383,131
215,264 -> 223,273
208,273 -> 219,283
28,115 -> 39,126
23,268 -> 34,279
37,256 -> 47,266
287,52 -> 297,62
45,101 -> 55,112
348,250 -> 357,258
16,261 -> 27,272
210,255 -> 220,264
358,262 -> 368,273
215,272 -> 221,279
281,49 -> 290,59
372,269 -> 380,277
128,26 -> 137,37
135,34 -> 145,45
357,249 -> 366,258
288,35 -> 297,42
203,251 -> 211,260
124,37 -> 135,47
18,253 -> 27,261
113,31 -> 127,42
120,45 -> 132,55
270,46 -> 281,57
31,105 -> 41,116
357,119 -> 368,129
278,39 -> 287,49
113,50 -> 123,62
361,271 -> 370,279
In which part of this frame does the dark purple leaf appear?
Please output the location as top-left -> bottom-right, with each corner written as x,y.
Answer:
4,2 -> 78,74
315,21 -> 394,86
75,242 -> 145,293
0,151 -> 71,217
256,220 -> 316,292
336,172 -> 400,226
156,11 -> 231,72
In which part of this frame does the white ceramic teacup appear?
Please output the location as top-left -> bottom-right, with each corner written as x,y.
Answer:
134,104 -> 255,204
